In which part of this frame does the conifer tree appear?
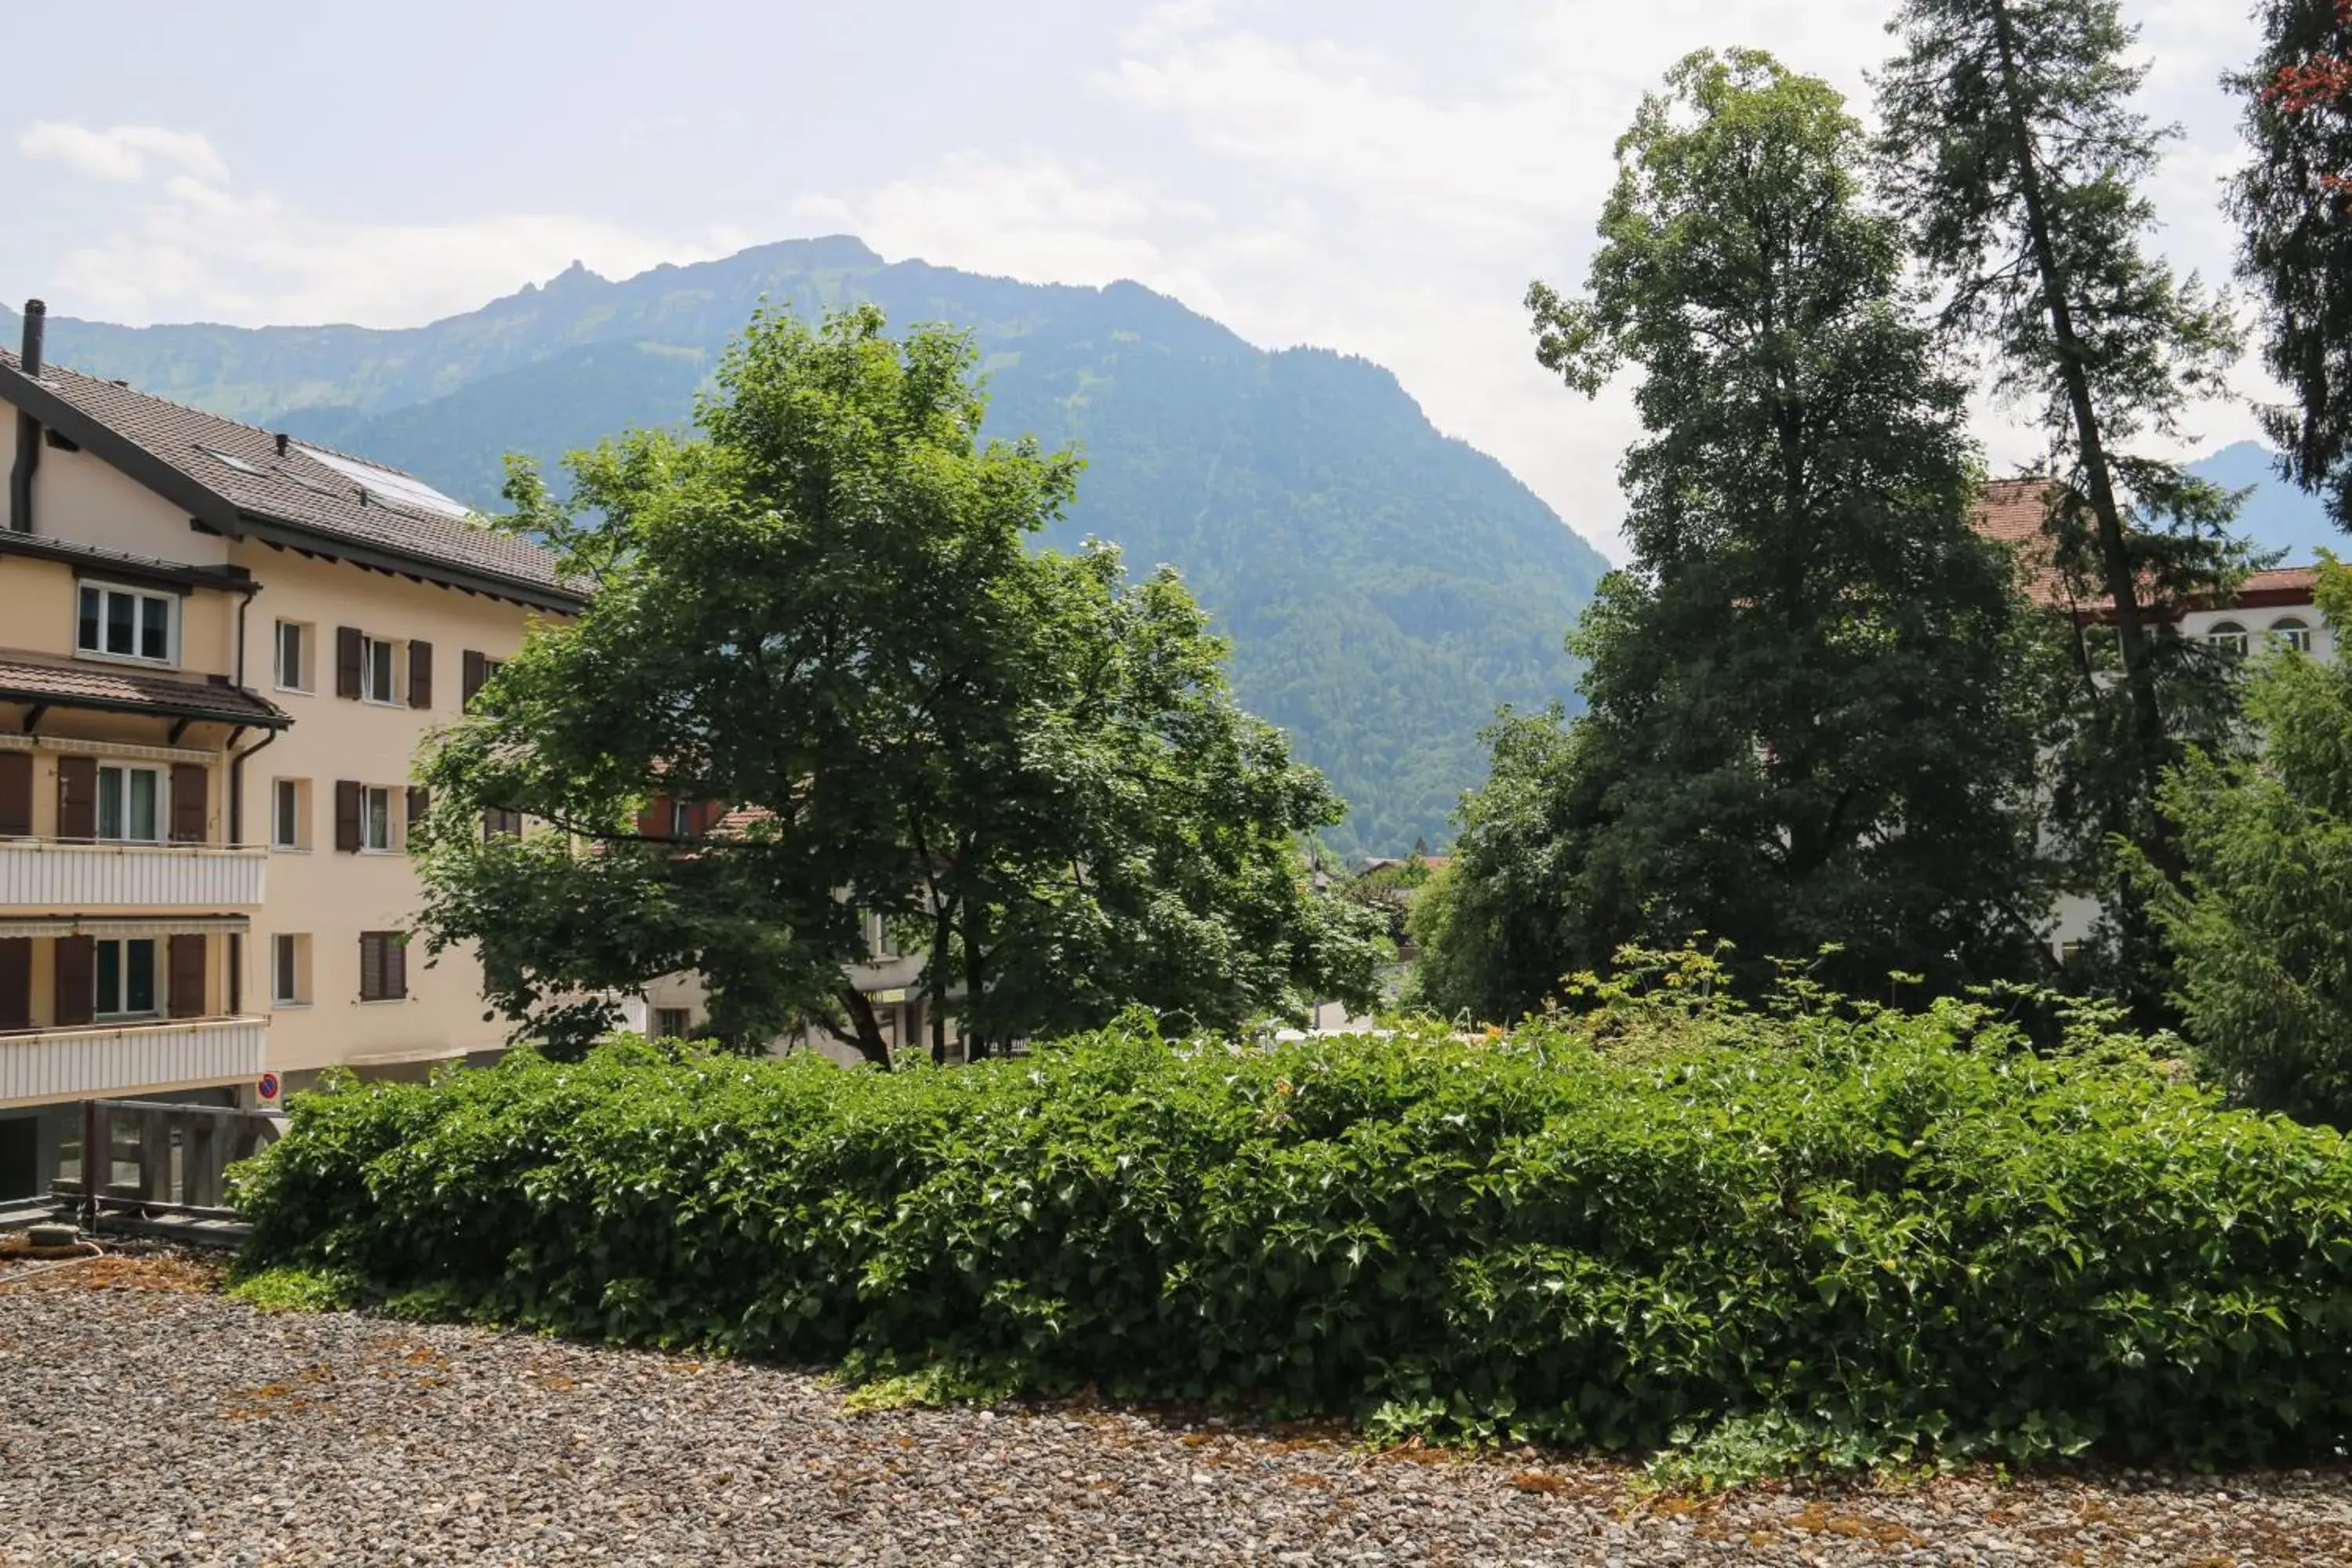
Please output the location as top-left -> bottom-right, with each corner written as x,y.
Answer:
1877,0 -> 2249,1014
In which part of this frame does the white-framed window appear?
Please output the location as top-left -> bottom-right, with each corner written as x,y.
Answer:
271,779 -> 309,851
362,785 -> 394,851
96,764 -> 163,843
361,636 -> 399,705
2208,620 -> 2249,658
274,620 -> 313,692
76,582 -> 177,665
652,1007 -> 692,1039
272,933 -> 310,1007
2273,616 -> 2315,655
95,938 -> 159,1018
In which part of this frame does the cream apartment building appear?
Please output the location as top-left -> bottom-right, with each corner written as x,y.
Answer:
0,302 -> 582,1194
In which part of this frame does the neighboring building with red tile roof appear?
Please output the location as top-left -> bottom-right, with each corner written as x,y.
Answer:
1972,478 -> 2334,659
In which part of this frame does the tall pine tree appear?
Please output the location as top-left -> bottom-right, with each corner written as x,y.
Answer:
1877,0 -> 2249,1015
1419,50 -> 2051,1019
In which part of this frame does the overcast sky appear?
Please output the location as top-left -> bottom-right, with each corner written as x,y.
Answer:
0,0 -> 2268,560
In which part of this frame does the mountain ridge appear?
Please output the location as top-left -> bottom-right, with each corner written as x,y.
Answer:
5,241 -> 1611,858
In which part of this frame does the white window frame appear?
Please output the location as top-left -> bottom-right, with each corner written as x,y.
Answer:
96,764 -> 166,844
274,620 -> 313,694
272,932 -> 310,1008
361,785 -> 396,853
76,580 -> 180,667
361,636 -> 401,706
2208,620 -> 2249,658
271,779 -> 309,851
93,936 -> 162,1019
2272,616 -> 2315,655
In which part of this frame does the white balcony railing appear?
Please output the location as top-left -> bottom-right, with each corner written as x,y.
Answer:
0,840 -> 267,908
0,1014 -> 268,1107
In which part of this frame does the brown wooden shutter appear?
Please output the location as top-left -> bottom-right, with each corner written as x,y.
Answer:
169,764 -> 209,844
336,626 -> 364,699
637,796 -> 668,837
333,780 -> 363,852
462,649 -> 488,706
55,756 -> 96,840
167,935 -> 206,1019
0,753 -> 31,837
0,938 -> 31,1031
406,786 -> 430,833
408,640 -> 434,710
359,935 -> 381,1001
53,935 -> 94,1027
387,935 -> 407,999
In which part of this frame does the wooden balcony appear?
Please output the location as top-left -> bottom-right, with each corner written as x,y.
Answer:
0,1014 -> 267,1108
0,839 -> 266,909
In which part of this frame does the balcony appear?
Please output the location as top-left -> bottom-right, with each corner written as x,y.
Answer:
0,1015 -> 268,1108
0,840 -> 266,909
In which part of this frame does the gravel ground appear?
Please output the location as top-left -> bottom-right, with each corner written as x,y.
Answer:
8,1254 -> 2352,1566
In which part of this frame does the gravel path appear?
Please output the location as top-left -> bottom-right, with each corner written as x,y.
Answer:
8,1254 -> 2352,1566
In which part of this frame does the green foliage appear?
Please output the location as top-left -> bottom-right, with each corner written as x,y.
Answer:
9,240 -> 1610,859
2229,0 -> 2352,532
237,978 -> 2352,1473
2146,560 -> 2352,1124
225,1265 -> 361,1314
1431,52 -> 2053,1021
418,306 -> 1378,1064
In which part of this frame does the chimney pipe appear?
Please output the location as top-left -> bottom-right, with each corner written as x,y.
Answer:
19,298 -> 45,379
9,298 -> 43,533
274,431 -> 289,458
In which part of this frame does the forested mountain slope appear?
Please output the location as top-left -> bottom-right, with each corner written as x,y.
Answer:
7,240 -> 1609,855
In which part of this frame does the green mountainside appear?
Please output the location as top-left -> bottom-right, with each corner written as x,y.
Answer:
6,238 -> 1610,856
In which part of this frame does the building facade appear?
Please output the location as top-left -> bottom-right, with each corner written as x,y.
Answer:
0,303 -> 579,1192
1973,479 -> 2336,956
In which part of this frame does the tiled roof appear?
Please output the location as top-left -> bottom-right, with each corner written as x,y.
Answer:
1972,478 -> 2070,605
1970,478 -> 2322,616
0,349 -> 583,608
0,655 -> 290,728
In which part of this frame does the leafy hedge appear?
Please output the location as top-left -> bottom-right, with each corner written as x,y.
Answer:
235,982 -> 2352,1474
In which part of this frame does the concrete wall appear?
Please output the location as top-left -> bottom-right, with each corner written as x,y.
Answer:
223,546 -> 546,1078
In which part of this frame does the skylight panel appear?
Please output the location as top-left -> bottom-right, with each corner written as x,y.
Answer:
292,444 -> 475,521
194,443 -> 265,476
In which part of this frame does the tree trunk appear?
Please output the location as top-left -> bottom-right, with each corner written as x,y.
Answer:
931,894 -> 955,1066
837,982 -> 893,1070
1986,0 -> 2177,874
962,899 -> 989,1062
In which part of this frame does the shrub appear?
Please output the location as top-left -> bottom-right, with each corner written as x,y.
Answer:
234,982 -> 2352,1474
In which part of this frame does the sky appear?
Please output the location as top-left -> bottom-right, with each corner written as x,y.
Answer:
0,0 -> 2270,561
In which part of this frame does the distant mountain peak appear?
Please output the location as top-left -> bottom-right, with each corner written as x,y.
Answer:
547,259 -> 604,289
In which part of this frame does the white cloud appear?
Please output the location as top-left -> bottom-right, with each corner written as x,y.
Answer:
16,123 -> 723,328
17,122 -> 229,185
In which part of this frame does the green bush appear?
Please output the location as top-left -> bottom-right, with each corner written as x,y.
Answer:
234,978 -> 2352,1474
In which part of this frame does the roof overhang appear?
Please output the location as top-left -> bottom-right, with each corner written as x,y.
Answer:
0,530 -> 256,595
0,681 -> 290,732
227,513 -> 586,613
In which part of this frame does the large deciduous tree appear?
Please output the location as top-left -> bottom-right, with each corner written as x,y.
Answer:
1418,50 -> 2052,1020
1875,0 -> 2250,1017
416,306 -> 1377,1065
2230,0 -> 2352,528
